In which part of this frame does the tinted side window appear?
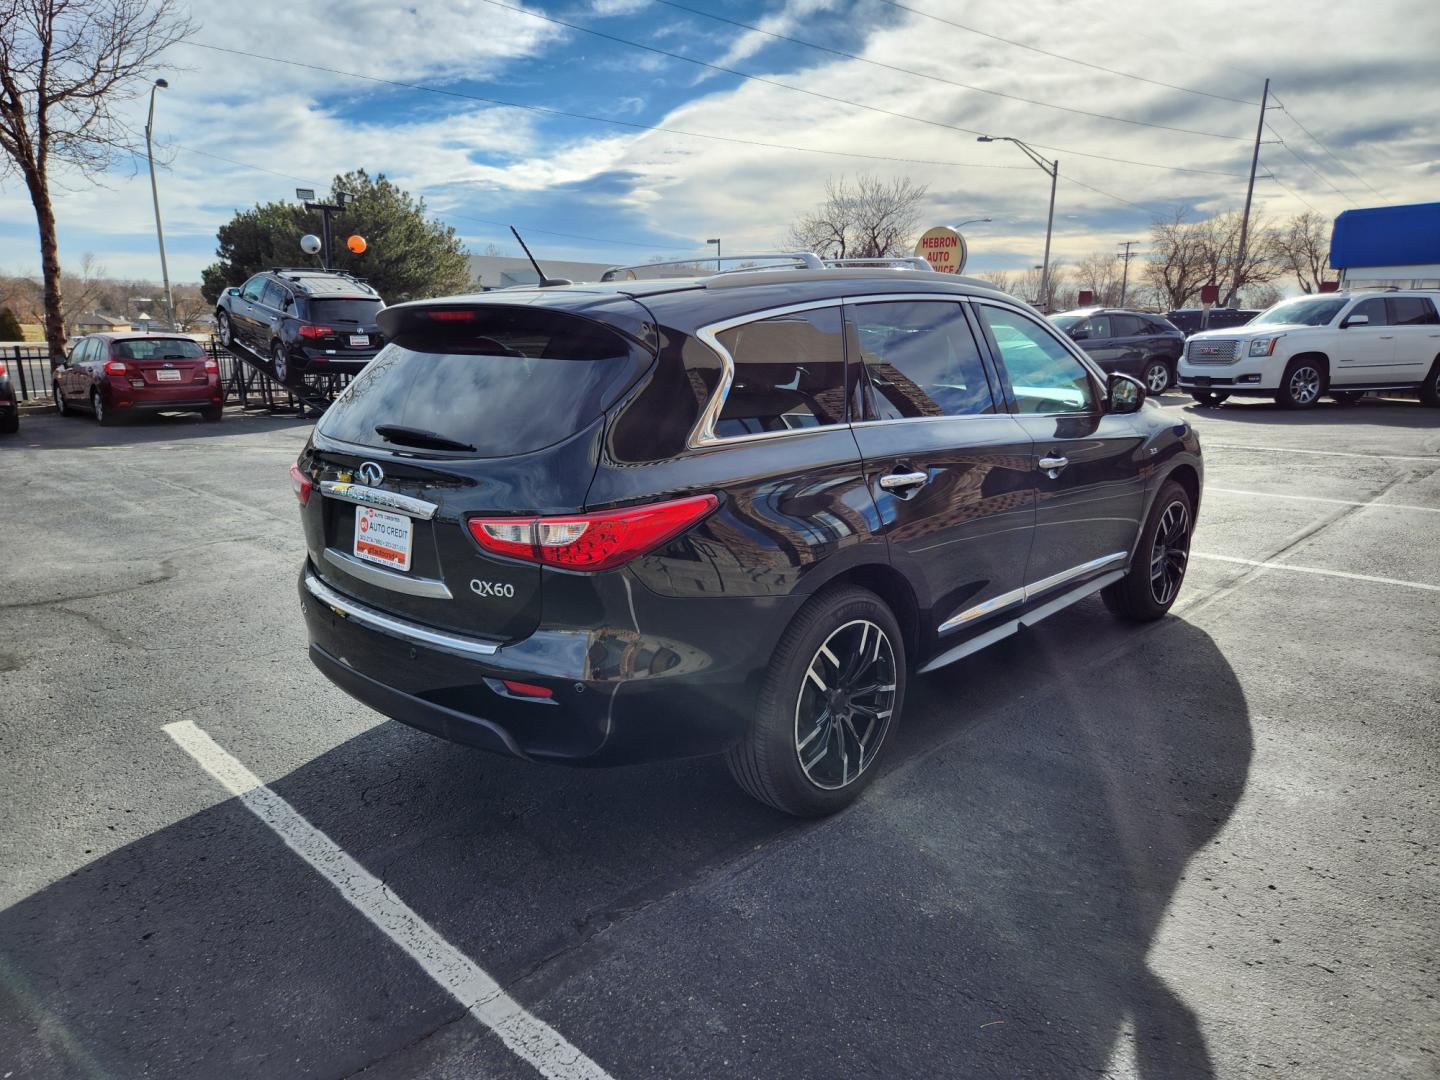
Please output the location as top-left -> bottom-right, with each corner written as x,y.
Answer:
978,305 -> 1096,415
714,307 -> 847,437
1389,297 -> 1439,325
848,300 -> 995,418
240,276 -> 266,302
260,282 -> 288,309
1348,298 -> 1389,326
1110,314 -> 1144,337
1084,315 -> 1112,338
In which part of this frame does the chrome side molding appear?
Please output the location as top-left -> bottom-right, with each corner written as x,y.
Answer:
938,551 -> 1127,635
303,572 -> 499,659
319,481 -> 438,520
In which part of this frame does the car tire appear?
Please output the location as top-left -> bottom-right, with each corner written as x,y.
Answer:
0,408 -> 17,434
725,585 -> 906,817
53,382 -> 68,416
92,388 -> 117,426
1331,390 -> 1364,406
1278,358 -> 1325,409
202,404 -> 224,423
271,341 -> 290,385
1102,480 -> 1193,623
1420,357 -> 1440,408
216,311 -> 233,349
1142,359 -> 1173,394
1189,390 -> 1229,408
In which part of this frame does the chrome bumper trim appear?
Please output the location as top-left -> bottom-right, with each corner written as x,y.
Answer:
303,571 -> 499,658
323,548 -> 453,599
939,551 -> 1128,635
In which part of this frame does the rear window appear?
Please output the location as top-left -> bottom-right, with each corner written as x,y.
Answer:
308,298 -> 384,324
318,307 -> 650,457
114,338 -> 204,360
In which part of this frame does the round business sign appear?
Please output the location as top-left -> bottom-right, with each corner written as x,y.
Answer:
914,226 -> 968,274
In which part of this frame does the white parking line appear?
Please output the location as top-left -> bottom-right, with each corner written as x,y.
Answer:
1206,443 -> 1440,464
1191,552 -> 1440,592
164,720 -> 612,1080
1208,487 -> 1440,514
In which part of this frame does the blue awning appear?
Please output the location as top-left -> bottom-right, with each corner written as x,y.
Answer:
1330,202 -> 1440,269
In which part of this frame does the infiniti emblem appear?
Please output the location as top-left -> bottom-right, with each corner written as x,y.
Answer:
357,461 -> 385,486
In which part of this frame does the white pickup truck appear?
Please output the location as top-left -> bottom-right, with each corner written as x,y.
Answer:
1177,291 -> 1440,409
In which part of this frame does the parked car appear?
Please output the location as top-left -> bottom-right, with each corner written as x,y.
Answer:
1166,307 -> 1259,336
0,356 -> 18,434
53,333 -> 222,424
1177,290 -> 1440,409
291,258 -> 1203,816
215,268 -> 385,384
1050,308 -> 1185,393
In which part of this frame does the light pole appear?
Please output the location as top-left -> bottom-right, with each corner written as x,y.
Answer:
706,237 -> 721,271
956,217 -> 992,229
978,136 -> 1058,311
144,78 -> 175,330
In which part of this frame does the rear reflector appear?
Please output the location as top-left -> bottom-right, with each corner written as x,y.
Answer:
501,680 -> 553,699
289,463 -> 313,506
104,360 -> 128,376
468,493 -> 719,571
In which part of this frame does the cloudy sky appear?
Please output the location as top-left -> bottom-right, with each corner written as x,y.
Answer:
3,0 -> 1438,284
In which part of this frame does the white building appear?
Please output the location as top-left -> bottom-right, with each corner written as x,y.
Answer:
467,255 -> 614,289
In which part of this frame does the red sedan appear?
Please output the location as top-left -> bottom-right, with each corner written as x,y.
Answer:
54,333 -> 223,424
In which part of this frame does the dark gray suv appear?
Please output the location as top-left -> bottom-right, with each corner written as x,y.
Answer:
1051,308 -> 1186,393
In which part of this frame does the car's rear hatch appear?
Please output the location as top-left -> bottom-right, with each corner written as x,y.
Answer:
302,297 -> 656,643
304,297 -> 386,353
114,338 -> 208,387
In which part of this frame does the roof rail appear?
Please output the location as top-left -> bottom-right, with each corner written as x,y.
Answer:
823,256 -> 932,271
1347,284 -> 1401,292
601,252 -> 823,281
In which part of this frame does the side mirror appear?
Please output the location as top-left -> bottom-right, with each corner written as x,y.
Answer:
1341,314 -> 1369,328
226,287 -> 240,298
1069,328 -> 1089,341
1107,372 -> 1145,414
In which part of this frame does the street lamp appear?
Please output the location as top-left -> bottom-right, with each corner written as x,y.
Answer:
956,217 -> 992,229
977,136 -> 1058,311
706,237 -> 721,271
144,79 -> 175,330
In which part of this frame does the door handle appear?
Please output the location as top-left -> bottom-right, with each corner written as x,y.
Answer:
1379,334 -> 1393,340
879,471 -> 928,492
1038,455 -> 1069,477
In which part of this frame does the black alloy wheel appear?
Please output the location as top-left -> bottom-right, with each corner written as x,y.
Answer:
793,620 -> 898,791
727,585 -> 906,816
1148,499 -> 1191,606
272,341 -> 290,384
217,311 -> 232,348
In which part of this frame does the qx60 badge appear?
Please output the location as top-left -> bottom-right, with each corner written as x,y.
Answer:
471,579 -> 516,598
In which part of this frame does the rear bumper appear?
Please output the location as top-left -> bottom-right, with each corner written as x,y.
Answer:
107,379 -> 222,412
292,345 -> 379,374
299,565 -> 796,766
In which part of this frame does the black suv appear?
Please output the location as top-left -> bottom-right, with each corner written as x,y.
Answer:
1050,308 -> 1185,393
215,268 -> 385,383
291,260 -> 1202,816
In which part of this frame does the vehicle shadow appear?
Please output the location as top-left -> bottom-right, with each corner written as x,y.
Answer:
0,614 -> 1249,1079
1179,394 -> 1434,428
1,409 -> 313,452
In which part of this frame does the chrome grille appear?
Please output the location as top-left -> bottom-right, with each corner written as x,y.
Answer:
1186,338 -> 1239,364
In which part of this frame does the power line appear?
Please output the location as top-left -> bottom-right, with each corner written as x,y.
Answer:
470,0 -> 1256,178
183,42 -> 1034,174
1260,168 -> 1323,215
1264,124 -> 1360,208
1269,94 -> 1383,199
875,0 -> 1258,106
652,0 -> 1250,140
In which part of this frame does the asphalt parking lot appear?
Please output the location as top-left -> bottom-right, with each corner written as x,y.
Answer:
2,394 -> 1437,1079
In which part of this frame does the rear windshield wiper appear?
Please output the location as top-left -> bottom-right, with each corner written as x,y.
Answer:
374,424 -> 477,453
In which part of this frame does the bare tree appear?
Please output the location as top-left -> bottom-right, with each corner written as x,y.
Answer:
57,253 -> 108,329
1143,208 -> 1281,310
1274,210 -> 1331,294
973,269 -> 1015,295
1144,208 -> 1210,310
785,174 -> 929,259
1016,259 -> 1069,311
1073,251 -> 1122,306
0,0 -> 194,363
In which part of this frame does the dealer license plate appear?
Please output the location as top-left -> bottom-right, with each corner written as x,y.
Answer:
349,334 -> 370,347
353,505 -> 412,571
156,369 -> 182,381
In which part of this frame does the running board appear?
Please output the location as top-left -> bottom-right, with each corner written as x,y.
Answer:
917,568 -> 1128,675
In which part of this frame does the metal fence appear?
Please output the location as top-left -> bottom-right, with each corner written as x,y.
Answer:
5,339 -> 351,413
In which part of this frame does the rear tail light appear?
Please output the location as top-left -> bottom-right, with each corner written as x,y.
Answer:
289,463 -> 313,506
204,358 -> 219,372
0,361 -> 7,378
422,310 -> 477,322
467,493 -> 718,571
298,325 -> 335,339
104,360 -> 128,376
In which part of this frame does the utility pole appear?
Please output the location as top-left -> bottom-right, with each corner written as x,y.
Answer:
1117,241 -> 1140,307
977,136 -> 1058,311
1230,77 -> 1270,307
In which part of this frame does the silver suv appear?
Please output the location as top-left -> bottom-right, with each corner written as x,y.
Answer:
1177,290 -> 1440,408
